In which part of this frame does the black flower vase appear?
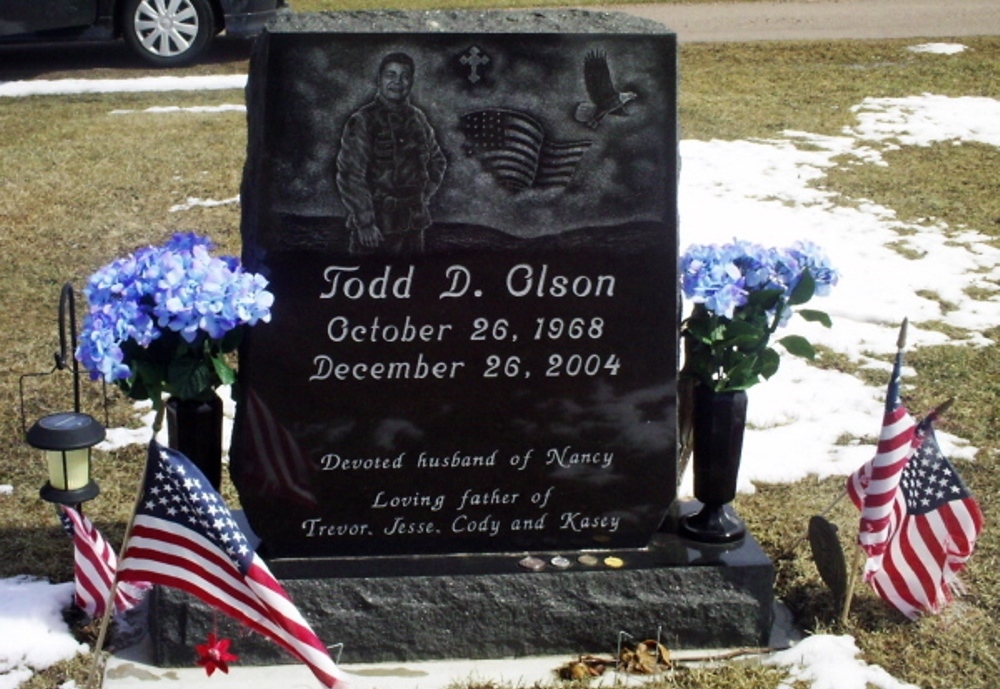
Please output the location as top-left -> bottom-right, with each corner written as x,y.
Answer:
679,384 -> 747,544
166,390 -> 224,491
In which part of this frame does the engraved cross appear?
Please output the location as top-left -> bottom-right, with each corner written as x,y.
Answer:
460,46 -> 490,83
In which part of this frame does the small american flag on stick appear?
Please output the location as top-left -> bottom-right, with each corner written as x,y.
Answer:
846,321 -> 915,577
117,441 -> 347,687
847,320 -> 984,618
58,506 -> 148,619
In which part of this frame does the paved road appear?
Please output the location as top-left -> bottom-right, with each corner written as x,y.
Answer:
611,0 -> 1000,42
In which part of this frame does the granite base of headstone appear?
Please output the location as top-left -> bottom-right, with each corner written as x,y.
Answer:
142,8 -> 776,668
148,503 -> 774,665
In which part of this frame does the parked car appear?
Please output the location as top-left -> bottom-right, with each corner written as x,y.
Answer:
0,0 -> 287,67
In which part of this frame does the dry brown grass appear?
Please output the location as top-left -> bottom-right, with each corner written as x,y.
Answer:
294,0 -> 765,10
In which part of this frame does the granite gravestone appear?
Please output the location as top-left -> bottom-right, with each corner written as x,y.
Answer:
232,9 -> 680,563
148,10 -> 774,666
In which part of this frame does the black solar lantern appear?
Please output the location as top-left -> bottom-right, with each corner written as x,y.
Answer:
21,283 -> 105,507
29,410 -> 104,505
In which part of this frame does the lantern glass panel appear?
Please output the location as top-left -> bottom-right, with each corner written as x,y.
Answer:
45,448 -> 91,491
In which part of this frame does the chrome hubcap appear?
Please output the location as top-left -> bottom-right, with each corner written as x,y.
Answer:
133,0 -> 200,58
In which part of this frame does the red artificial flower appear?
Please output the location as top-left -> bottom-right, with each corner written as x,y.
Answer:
195,633 -> 239,676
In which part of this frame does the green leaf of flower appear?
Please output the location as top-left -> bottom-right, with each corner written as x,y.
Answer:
683,317 -> 715,344
723,374 -> 758,392
723,318 -> 763,338
723,357 -> 759,390
130,359 -> 165,403
211,354 -> 237,386
778,334 -> 816,359
798,308 -> 833,328
167,356 -> 214,400
788,270 -> 817,306
722,319 -> 768,350
747,287 -> 784,311
758,347 -> 781,379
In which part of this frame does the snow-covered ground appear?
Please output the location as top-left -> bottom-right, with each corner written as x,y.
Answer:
2,41 -> 996,689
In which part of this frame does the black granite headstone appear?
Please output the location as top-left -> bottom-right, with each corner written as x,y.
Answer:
233,9 -> 679,563
147,12 -> 776,666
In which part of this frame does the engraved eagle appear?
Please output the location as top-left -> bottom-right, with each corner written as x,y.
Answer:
573,51 -> 638,129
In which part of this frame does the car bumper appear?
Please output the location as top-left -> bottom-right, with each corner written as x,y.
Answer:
224,1 -> 290,37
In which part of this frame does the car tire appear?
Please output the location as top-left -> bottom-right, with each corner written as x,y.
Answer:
122,0 -> 215,67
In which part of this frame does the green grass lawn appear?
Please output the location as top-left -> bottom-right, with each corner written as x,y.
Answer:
1,4 -> 998,688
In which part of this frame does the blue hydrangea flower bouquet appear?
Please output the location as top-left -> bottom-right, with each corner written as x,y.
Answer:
76,233 -> 274,426
680,239 -> 838,392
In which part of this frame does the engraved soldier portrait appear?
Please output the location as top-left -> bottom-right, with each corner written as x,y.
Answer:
336,52 -> 448,255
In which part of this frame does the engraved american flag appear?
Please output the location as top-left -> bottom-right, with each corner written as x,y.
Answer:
460,109 -> 592,192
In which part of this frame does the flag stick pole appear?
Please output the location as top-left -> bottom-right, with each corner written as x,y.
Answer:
840,544 -> 866,626
929,397 -> 955,421
782,488 -> 847,558
86,422 -> 160,689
